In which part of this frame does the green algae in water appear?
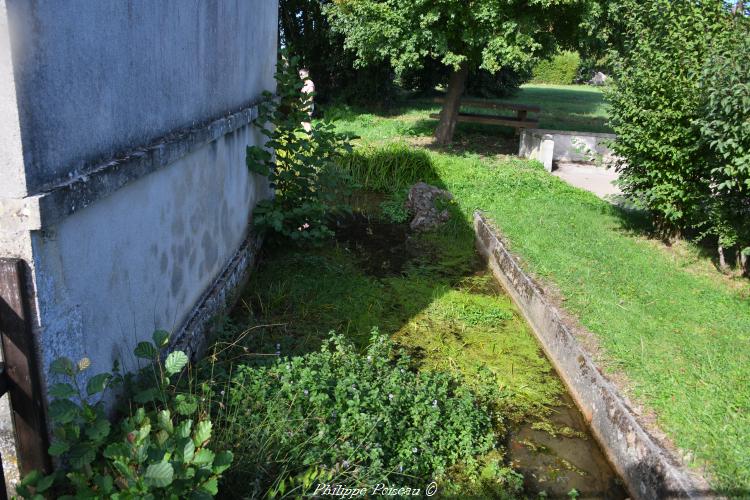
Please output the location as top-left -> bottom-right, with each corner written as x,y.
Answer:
233,211 -> 563,423
225,205 -> 625,498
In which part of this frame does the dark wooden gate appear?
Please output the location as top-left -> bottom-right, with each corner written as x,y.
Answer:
0,259 -> 52,498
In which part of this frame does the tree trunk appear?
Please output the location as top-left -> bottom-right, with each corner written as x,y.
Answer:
434,63 -> 469,145
718,245 -> 729,272
741,250 -> 749,277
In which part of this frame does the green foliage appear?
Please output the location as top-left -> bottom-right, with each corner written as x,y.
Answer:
326,0 -> 588,78
379,190 -> 409,224
215,331 -> 516,497
398,57 -> 529,99
246,53 -> 353,244
695,18 -> 750,255
465,66 -> 530,99
18,333 -> 231,499
338,142 -> 436,191
609,0 -> 747,248
279,0 -> 396,104
531,51 -> 581,85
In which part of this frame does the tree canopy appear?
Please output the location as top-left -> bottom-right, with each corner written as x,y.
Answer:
326,0 -> 594,143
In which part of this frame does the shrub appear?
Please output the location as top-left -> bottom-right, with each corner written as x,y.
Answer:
398,57 -> 528,99
607,0 -> 748,266
337,143 -> 436,192
246,53 -> 353,244
17,331 -> 231,499
211,331 -> 518,497
695,18 -> 750,268
530,51 -> 581,85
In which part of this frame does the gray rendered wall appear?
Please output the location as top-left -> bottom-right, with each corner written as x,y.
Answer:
1,1 -> 277,391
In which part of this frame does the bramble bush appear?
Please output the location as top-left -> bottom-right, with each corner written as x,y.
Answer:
608,0 -> 749,272
210,330 -> 522,498
246,53 -> 353,245
530,51 -> 581,85
17,331 -> 232,499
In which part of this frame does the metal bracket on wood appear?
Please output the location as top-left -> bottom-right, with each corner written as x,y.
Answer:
0,259 -> 51,480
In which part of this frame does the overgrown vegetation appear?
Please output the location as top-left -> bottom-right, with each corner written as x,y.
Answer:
607,0 -> 749,271
327,101 -> 750,493
695,20 -> 750,271
530,51 -> 581,85
336,142 -> 435,191
209,331 -> 524,498
278,0 -> 396,104
218,137 -> 611,495
18,332 -> 231,499
246,54 -> 352,244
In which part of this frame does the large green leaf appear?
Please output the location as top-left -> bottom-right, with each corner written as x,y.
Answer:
193,420 -> 212,447
144,461 -> 174,488
69,443 -> 96,469
212,450 -> 233,474
133,341 -> 157,359
48,399 -> 79,424
86,373 -> 112,396
48,440 -> 70,457
181,437 -> 196,463
84,417 -> 111,441
192,448 -> 215,466
165,351 -> 188,376
50,358 -> 75,376
152,329 -> 170,348
174,394 -> 198,416
48,383 -> 77,399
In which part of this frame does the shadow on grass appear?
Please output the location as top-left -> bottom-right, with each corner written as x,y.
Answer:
216,143 -> 630,499
222,152 -> 482,362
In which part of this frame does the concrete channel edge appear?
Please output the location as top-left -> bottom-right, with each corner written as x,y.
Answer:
473,212 -> 713,500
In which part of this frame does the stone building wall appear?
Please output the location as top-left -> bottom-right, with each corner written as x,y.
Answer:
0,0 -> 277,393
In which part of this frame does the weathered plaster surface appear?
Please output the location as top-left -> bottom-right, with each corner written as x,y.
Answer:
4,0 -> 277,194
1,0 -> 277,392
31,125 -> 271,380
0,0 -> 26,199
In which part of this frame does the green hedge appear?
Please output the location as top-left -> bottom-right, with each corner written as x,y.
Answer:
608,0 -> 749,263
530,51 -> 580,85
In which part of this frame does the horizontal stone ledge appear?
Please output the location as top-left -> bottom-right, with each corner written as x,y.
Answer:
0,99 -> 265,232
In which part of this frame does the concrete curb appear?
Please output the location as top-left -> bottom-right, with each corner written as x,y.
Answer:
473,212 -> 712,500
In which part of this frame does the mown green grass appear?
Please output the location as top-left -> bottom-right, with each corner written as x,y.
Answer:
328,103 -> 750,494
326,84 -> 610,160
459,84 -> 611,134
510,84 -> 611,133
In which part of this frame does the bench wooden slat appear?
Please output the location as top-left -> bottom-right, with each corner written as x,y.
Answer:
433,97 -> 541,113
429,113 -> 539,128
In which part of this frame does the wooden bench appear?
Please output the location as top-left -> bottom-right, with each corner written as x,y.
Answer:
431,97 -> 540,130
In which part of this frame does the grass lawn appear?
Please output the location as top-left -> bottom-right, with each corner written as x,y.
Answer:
325,84 -> 610,148
507,84 -> 611,133
327,101 -> 750,495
